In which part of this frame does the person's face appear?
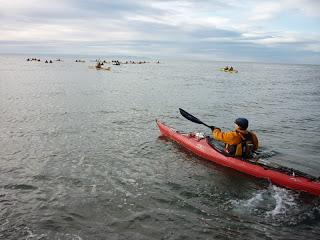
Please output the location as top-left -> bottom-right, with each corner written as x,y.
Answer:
235,123 -> 240,130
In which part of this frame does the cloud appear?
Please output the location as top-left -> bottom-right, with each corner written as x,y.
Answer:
0,0 -> 319,63
242,32 -> 300,45
304,44 -> 320,53
248,0 -> 320,21
249,2 -> 282,21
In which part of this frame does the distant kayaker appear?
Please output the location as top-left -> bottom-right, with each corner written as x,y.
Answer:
95,62 -> 102,69
224,66 -> 229,71
210,118 -> 258,159
229,66 -> 234,71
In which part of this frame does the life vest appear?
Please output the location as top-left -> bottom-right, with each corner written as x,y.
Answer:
226,132 -> 255,159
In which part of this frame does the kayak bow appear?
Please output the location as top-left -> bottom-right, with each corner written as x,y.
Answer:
156,120 -> 320,196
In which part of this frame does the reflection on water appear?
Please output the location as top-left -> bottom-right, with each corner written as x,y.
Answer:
0,55 -> 319,239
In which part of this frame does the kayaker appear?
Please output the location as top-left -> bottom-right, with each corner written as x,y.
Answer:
229,66 -> 234,71
210,118 -> 258,159
224,66 -> 229,70
96,62 -> 102,69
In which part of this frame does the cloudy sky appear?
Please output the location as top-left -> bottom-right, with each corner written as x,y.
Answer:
1,0 -> 319,63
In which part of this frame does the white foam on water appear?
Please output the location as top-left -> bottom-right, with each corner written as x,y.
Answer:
25,227 -> 47,240
229,191 -> 265,210
242,192 -> 264,208
25,227 -> 84,240
91,184 -> 97,194
229,184 -> 298,218
266,185 -> 297,217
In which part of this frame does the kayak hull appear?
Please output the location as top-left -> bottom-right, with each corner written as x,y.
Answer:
156,120 -> 320,196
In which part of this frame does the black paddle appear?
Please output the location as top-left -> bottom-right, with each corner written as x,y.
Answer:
179,108 -> 214,129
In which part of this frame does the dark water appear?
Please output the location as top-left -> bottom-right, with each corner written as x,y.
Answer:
1,55 -> 320,239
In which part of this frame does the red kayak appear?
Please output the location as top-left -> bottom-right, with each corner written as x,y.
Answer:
156,120 -> 320,196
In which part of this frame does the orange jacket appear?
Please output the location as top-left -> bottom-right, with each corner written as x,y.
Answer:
212,128 -> 258,157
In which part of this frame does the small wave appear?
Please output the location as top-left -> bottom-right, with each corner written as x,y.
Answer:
241,192 -> 264,208
255,149 -> 279,159
227,183 -> 320,227
4,184 -> 38,190
25,226 -> 84,240
96,110 -> 118,115
229,184 -> 298,217
266,185 -> 297,217
25,227 -> 48,240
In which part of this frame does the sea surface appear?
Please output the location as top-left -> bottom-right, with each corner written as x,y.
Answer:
0,55 -> 320,239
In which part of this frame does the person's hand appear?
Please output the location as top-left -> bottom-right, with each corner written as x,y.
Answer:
209,126 -> 215,131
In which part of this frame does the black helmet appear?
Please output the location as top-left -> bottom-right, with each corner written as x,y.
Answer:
235,118 -> 248,130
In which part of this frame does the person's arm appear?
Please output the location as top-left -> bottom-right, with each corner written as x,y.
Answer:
212,128 -> 240,145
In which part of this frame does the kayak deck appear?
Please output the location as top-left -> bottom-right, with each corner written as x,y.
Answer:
156,120 -> 320,196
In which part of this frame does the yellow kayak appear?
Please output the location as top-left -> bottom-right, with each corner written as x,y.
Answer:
219,68 -> 238,73
97,66 -> 111,71
89,66 -> 111,71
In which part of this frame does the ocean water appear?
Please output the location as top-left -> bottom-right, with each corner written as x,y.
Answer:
0,55 -> 319,239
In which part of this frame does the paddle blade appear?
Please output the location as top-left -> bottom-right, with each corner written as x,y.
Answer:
179,108 -> 205,125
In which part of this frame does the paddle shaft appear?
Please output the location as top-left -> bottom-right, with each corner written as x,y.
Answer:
179,108 -> 212,129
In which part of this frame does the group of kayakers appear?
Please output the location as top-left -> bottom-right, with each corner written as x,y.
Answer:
111,60 -> 155,65
27,58 -> 62,63
122,60 -> 147,64
26,57 -> 160,70
26,58 -> 40,62
94,59 -> 160,70
112,60 -> 121,65
95,60 -> 160,65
